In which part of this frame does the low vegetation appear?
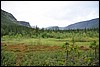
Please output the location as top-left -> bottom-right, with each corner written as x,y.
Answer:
1,28 -> 99,66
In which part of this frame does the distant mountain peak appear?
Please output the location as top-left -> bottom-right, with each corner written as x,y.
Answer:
45,18 -> 99,30
46,26 -> 59,30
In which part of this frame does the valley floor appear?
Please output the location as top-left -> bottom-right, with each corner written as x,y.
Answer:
1,37 -> 99,66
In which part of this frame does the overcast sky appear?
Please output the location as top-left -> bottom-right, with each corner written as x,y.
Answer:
1,1 -> 99,28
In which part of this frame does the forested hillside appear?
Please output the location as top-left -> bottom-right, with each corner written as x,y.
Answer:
1,9 -> 35,37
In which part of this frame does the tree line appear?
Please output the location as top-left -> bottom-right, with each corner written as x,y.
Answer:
1,24 -> 99,38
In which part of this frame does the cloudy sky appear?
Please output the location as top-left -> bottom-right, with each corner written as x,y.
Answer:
1,1 -> 99,28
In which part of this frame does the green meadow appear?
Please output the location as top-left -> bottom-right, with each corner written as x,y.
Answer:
1,29 -> 99,66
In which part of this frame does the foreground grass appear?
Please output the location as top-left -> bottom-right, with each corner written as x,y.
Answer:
1,47 -> 99,66
1,36 -> 99,66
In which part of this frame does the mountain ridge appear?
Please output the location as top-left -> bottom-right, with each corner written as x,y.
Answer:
18,21 -> 31,27
65,18 -> 99,30
1,9 -> 31,28
46,18 -> 99,30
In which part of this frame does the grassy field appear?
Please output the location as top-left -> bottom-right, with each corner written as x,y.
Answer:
1,35 -> 99,66
1,36 -> 99,45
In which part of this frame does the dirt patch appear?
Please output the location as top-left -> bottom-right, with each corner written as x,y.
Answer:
1,43 -> 63,52
6,44 -> 27,52
27,45 -> 63,51
78,46 -> 90,51
1,42 -> 90,52
1,42 -> 7,46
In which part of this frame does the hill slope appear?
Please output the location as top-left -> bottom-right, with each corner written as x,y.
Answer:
46,18 -> 99,30
65,18 -> 99,30
1,9 -> 18,26
1,9 -> 34,36
1,9 -> 31,27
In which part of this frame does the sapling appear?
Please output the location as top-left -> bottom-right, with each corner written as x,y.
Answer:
89,40 -> 98,59
72,36 -> 75,47
65,42 -> 69,65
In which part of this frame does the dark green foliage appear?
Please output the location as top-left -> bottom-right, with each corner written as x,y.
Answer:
65,42 -> 69,45
1,51 -> 16,66
89,40 -> 99,59
1,22 -> 99,39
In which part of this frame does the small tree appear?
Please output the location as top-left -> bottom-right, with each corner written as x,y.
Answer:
72,35 -> 75,47
89,40 -> 98,59
35,25 -> 39,37
65,42 -> 69,65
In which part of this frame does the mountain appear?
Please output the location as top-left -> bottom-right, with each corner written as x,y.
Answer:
1,9 -> 31,27
46,26 -> 59,30
1,9 -> 18,26
65,18 -> 99,30
1,9 -> 34,37
46,18 -> 99,30
18,21 -> 31,27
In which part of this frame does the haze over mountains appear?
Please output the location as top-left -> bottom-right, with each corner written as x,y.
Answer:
1,9 -> 99,30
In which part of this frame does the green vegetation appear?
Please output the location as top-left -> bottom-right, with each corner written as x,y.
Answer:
1,28 -> 99,66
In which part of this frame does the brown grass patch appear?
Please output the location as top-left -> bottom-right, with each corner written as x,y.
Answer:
1,42 -> 63,52
78,46 -> 90,51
